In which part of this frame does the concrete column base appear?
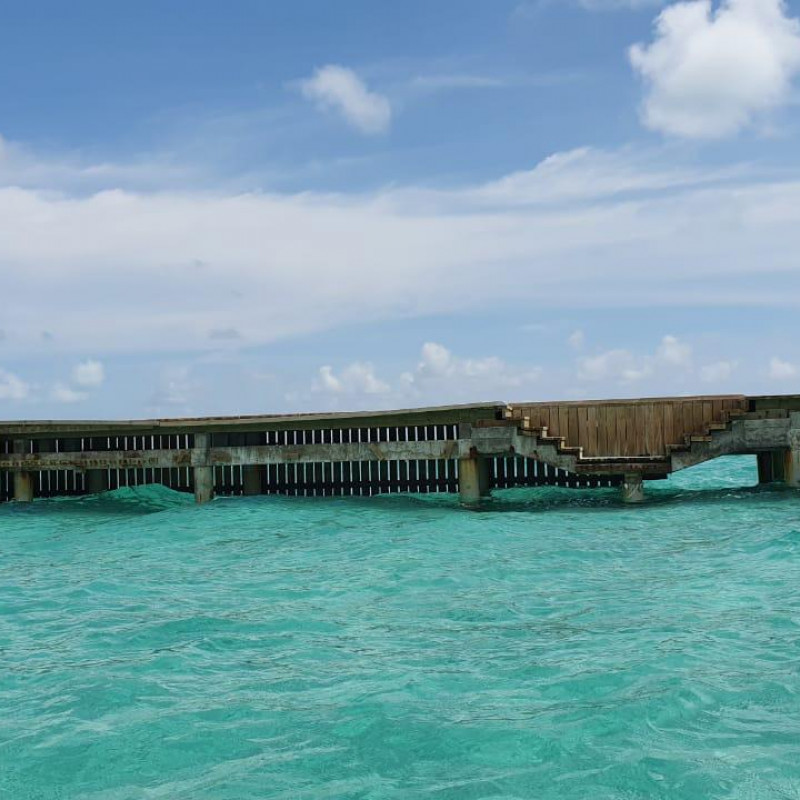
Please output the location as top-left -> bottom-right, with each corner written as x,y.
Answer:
12,440 -> 33,502
13,471 -> 34,502
194,467 -> 214,504
621,473 -> 644,504
459,456 -> 491,505
86,469 -> 108,495
785,449 -> 800,488
193,434 -> 214,504
242,465 -> 263,496
787,419 -> 800,488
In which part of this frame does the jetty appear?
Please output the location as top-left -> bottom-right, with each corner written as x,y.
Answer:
1,394 -> 799,505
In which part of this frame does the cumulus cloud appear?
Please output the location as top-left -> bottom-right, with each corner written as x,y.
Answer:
299,65 -> 392,134
630,0 -> 800,138
768,356 -> 798,379
310,343 -> 541,408
577,334 -> 693,383
315,363 -> 390,395
72,359 -> 105,387
656,333 -> 692,366
409,342 -> 540,389
0,368 -> 29,401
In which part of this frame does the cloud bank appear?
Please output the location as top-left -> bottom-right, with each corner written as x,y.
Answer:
0,145 -> 799,361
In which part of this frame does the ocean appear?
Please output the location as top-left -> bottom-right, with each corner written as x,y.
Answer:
2,455 -> 799,799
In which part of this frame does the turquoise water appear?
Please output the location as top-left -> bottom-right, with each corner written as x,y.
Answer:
2,456 -> 800,799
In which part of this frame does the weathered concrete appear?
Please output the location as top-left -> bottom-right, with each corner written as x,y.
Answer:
3,396 -> 800,504
12,440 -> 33,502
621,473 -> 644,504
193,433 -> 214,504
242,465 -> 263,496
459,456 -> 490,505
786,413 -> 800,488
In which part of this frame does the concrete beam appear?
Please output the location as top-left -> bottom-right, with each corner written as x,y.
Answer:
459,456 -> 491,505
621,473 -> 644,504
193,434 -> 214,504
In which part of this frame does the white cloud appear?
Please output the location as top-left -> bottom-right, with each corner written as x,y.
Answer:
700,359 -> 736,382
1,146 -> 800,361
656,333 -> 692,366
578,349 -> 653,382
630,0 -> 800,138
315,363 -> 390,395
72,359 -> 105,387
407,342 -> 541,395
299,65 -> 392,135
768,355 -> 798,379
0,368 -> 29,401
51,383 -> 88,403
577,335 -> 692,383
310,343 -> 541,408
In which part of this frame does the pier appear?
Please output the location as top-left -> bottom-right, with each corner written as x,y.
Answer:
1,394 -> 799,505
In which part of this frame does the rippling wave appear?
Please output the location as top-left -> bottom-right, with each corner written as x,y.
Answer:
2,456 -> 800,799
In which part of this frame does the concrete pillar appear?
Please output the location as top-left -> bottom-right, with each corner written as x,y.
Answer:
621,473 -> 644,504
787,416 -> 800,489
459,456 -> 491,505
86,469 -> 108,494
12,440 -> 33,502
243,465 -> 263,496
194,433 -> 214,504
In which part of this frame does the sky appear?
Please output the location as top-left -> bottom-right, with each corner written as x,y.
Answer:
1,0 -> 800,418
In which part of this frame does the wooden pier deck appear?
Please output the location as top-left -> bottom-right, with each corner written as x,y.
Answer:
2,395 -> 799,505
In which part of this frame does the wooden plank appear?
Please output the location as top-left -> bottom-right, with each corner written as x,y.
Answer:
597,405 -> 608,455
557,405 -> 570,441
586,405 -> 599,456
568,405 -> 580,449
577,406 -> 588,454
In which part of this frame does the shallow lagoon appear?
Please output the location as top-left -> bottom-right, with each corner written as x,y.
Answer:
2,456 -> 800,799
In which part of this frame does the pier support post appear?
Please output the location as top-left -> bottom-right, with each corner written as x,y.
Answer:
12,440 -> 33,502
459,456 -> 491,506
786,418 -> 800,488
243,465 -> 263,496
621,473 -> 644,504
86,469 -> 108,495
194,434 -> 214,505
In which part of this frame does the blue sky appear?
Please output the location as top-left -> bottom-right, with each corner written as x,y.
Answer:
1,0 -> 800,417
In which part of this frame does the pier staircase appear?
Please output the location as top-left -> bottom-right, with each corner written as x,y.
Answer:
492,403 -> 793,478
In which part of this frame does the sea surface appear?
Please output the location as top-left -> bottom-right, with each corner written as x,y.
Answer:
1,456 -> 800,799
